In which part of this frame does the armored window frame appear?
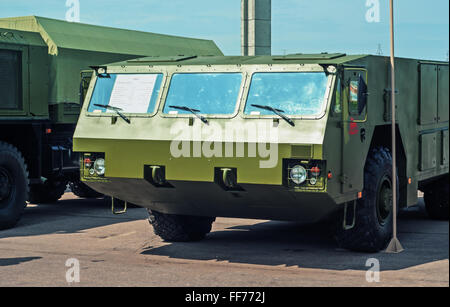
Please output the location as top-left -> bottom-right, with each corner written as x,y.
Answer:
161,72 -> 244,117
85,70 -> 167,118
333,76 -> 343,115
241,69 -> 333,120
344,68 -> 368,122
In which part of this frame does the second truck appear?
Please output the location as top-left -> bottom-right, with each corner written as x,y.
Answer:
0,16 -> 223,230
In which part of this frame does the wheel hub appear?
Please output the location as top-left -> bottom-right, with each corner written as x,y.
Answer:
377,176 -> 393,225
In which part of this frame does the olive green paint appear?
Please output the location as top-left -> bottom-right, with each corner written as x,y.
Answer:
74,54 -> 448,222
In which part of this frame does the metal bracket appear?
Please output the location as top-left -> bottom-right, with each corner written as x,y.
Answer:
343,200 -> 357,230
111,197 -> 127,215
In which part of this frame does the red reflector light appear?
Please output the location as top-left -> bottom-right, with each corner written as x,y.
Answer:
327,172 -> 333,179
45,128 -> 52,134
310,166 -> 321,175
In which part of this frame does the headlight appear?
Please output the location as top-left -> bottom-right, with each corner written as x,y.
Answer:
94,158 -> 105,176
290,165 -> 307,185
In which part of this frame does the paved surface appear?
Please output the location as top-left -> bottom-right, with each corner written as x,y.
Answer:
0,193 -> 448,287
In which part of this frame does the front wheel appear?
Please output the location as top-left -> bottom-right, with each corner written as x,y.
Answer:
334,147 -> 399,252
148,210 -> 216,242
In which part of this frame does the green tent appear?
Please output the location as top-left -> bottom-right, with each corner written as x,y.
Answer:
0,16 -> 222,56
0,16 -> 223,122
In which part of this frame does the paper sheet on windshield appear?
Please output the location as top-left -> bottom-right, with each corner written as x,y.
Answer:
108,74 -> 158,113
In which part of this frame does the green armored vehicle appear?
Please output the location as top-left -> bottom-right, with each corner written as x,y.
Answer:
73,53 -> 448,252
0,16 -> 222,230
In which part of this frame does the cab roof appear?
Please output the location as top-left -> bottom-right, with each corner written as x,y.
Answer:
0,16 -> 223,57
106,53 -> 369,67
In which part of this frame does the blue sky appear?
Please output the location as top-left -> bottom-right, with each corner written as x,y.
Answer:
1,0 -> 448,60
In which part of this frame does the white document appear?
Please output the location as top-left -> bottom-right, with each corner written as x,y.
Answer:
108,74 -> 158,113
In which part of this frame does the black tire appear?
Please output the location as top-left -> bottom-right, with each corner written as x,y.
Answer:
70,180 -> 103,199
334,147 -> 399,252
28,179 -> 67,204
424,178 -> 449,220
0,142 -> 29,230
148,209 -> 216,242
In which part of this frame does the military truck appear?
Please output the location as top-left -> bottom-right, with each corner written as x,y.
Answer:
0,16 -> 223,230
73,53 -> 448,252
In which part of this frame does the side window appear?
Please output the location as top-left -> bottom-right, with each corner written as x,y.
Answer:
345,70 -> 368,119
348,79 -> 359,115
334,77 -> 342,114
0,50 -> 22,110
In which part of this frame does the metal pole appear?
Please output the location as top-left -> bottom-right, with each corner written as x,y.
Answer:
241,0 -> 272,56
386,0 -> 404,253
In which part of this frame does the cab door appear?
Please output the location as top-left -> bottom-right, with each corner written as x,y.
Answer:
340,68 -> 368,195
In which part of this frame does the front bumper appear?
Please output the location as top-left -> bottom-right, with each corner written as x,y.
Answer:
85,177 -> 339,223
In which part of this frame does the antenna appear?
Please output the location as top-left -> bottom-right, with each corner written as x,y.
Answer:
376,43 -> 383,56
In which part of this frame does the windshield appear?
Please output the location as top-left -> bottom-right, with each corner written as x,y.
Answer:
163,73 -> 243,115
88,73 -> 163,114
244,72 -> 329,116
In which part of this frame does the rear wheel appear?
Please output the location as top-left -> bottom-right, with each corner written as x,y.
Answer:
148,209 -> 215,242
335,147 -> 399,252
0,142 -> 29,230
28,179 -> 67,204
424,177 -> 449,220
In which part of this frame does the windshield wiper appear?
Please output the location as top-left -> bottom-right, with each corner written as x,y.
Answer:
169,105 -> 209,125
250,104 -> 295,127
93,104 -> 131,124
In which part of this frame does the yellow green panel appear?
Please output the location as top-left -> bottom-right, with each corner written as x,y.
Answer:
75,138 -> 297,185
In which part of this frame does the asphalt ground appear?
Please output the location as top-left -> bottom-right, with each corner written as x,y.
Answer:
0,193 -> 448,287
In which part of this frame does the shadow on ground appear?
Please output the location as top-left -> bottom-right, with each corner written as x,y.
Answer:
0,193 -> 148,239
1,193 -> 447,272
0,257 -> 42,267
142,199 -> 449,271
